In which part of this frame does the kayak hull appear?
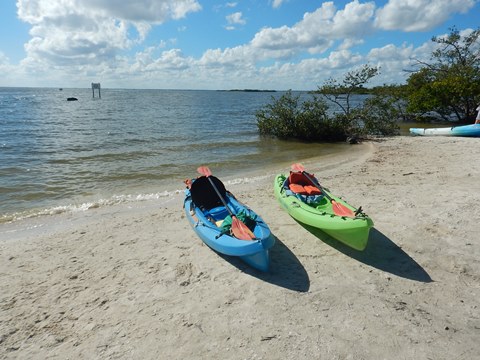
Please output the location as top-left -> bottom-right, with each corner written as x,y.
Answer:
184,183 -> 275,272
409,124 -> 480,137
274,174 -> 373,251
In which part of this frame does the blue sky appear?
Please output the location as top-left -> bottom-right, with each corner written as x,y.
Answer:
0,0 -> 478,90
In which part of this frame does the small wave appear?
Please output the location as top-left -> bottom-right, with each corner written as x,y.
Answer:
0,172 -> 271,225
224,174 -> 271,186
0,189 -> 183,224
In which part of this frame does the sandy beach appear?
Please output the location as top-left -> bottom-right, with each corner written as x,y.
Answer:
1,135 -> 479,359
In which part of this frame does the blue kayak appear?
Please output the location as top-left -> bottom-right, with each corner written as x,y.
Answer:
183,175 -> 275,272
409,124 -> 480,137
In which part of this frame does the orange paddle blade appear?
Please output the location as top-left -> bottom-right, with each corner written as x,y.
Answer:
184,179 -> 193,189
197,166 -> 212,177
291,163 -> 305,172
331,199 -> 356,218
231,216 -> 255,241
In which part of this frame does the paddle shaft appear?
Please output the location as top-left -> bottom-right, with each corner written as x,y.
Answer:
197,166 -> 255,239
205,177 -> 235,218
300,171 -> 334,202
303,171 -> 357,217
208,177 -> 256,240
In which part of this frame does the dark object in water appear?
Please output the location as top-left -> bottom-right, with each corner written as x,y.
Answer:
67,97 -> 78,101
346,135 -> 359,144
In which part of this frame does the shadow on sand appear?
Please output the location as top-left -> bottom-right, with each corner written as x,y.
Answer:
218,235 -> 310,292
300,224 -> 432,283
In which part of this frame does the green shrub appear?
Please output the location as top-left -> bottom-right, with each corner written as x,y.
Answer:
359,95 -> 401,136
256,91 -> 348,141
256,65 -> 401,141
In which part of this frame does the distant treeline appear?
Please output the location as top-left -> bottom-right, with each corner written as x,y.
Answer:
222,89 -> 277,92
310,85 -> 407,95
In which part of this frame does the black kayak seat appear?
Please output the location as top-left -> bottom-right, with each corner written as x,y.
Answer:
190,175 -> 227,210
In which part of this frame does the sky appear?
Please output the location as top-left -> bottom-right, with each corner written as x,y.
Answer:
0,0 -> 478,90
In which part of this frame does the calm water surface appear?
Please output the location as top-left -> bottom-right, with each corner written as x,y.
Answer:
0,88 -> 356,223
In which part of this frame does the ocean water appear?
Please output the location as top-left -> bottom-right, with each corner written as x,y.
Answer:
0,87 -> 354,223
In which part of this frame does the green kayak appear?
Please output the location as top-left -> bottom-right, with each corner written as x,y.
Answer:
274,171 -> 373,251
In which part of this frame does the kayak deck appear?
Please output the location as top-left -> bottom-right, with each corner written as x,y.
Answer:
184,175 -> 275,272
274,173 -> 373,250
410,124 -> 480,137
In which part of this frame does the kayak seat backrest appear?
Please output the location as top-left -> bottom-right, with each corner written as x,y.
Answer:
289,183 -> 308,194
205,206 -> 229,221
190,175 -> 228,210
288,171 -> 316,186
303,185 -> 322,195
288,172 -> 321,195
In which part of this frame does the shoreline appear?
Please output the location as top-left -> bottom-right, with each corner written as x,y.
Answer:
0,141 -> 358,225
0,141 -> 374,237
1,136 -> 479,359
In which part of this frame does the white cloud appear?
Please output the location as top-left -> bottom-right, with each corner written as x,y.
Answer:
17,0 -> 201,24
149,49 -> 192,71
225,11 -> 246,30
4,0 -> 476,89
16,0 -> 202,67
0,51 -> 9,64
81,0 -> 202,22
368,43 -> 412,60
329,0 -> 376,37
227,12 -> 246,25
199,45 -> 256,68
338,38 -> 365,50
251,1 -> 374,56
365,43 -> 413,83
272,0 -> 286,9
375,0 -> 475,32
